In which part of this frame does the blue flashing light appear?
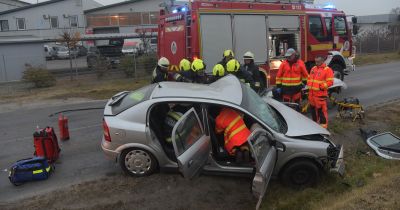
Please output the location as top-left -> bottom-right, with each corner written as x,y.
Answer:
323,3 -> 336,10
181,7 -> 187,12
172,9 -> 178,14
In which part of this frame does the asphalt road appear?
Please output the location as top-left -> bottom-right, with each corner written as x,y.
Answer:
0,61 -> 399,203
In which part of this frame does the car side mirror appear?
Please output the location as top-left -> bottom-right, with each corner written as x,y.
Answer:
351,17 -> 357,24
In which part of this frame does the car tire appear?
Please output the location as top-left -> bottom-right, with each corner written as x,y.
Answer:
119,148 -> 158,177
280,160 -> 320,189
331,63 -> 344,81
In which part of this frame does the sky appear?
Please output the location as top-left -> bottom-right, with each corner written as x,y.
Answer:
22,0 -> 399,16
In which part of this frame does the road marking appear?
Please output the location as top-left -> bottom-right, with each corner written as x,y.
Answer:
2,124 -> 102,144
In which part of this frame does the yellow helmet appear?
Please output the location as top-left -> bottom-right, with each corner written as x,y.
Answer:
191,59 -> 206,72
179,59 -> 191,71
212,64 -> 225,77
226,59 -> 241,73
223,50 -> 234,58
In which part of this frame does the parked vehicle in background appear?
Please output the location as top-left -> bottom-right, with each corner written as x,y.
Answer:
44,45 -> 57,60
87,39 -> 124,69
55,46 -> 70,60
76,46 -> 88,57
122,39 -> 144,56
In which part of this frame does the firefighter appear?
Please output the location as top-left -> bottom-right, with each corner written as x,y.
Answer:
191,59 -> 207,84
307,55 -> 334,129
179,58 -> 194,82
243,51 -> 262,92
226,59 -> 254,87
276,48 -> 308,104
216,107 -> 251,162
218,49 -> 235,69
208,64 -> 225,83
164,104 -> 190,143
151,57 -> 170,83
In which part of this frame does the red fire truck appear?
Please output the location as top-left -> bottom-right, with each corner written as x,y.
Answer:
157,0 -> 357,86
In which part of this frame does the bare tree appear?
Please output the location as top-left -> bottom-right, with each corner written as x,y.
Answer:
138,28 -> 154,55
391,7 -> 400,15
59,29 -> 81,80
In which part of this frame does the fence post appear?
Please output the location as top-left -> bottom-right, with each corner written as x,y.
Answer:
2,55 -> 7,82
134,53 -> 137,78
377,33 -> 380,53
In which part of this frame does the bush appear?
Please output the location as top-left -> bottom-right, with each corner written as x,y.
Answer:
95,57 -> 108,79
22,65 -> 56,88
120,56 -> 135,77
137,54 -> 157,73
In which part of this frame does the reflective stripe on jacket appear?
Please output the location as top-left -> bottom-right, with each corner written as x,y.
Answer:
307,63 -> 334,97
276,59 -> 308,94
215,108 -> 251,154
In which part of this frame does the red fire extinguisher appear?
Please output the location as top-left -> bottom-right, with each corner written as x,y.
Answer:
58,114 -> 70,141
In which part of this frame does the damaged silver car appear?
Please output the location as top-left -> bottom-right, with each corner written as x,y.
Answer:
101,75 -> 344,206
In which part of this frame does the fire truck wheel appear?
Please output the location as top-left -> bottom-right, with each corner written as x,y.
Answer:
331,63 -> 344,81
119,148 -> 158,177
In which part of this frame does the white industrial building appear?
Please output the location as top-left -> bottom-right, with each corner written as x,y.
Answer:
0,0 -> 102,40
84,0 -> 165,35
0,0 -> 29,13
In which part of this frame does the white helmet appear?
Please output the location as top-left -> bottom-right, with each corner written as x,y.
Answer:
158,57 -> 170,68
243,51 -> 255,60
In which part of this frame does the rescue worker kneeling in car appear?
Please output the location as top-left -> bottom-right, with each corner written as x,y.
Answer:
164,104 -> 190,144
216,108 -> 251,163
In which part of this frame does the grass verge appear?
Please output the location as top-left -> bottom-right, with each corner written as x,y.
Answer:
354,51 -> 400,66
0,74 -> 150,103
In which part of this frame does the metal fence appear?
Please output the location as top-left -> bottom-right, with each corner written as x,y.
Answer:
354,24 -> 400,54
0,42 -> 157,83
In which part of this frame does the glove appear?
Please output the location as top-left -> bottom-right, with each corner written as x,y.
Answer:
276,88 -> 282,94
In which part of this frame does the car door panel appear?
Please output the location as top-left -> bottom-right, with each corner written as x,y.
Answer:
171,108 -> 211,179
247,128 -> 277,210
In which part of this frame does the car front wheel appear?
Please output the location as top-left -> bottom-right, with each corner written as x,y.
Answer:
281,160 -> 320,188
119,148 -> 158,177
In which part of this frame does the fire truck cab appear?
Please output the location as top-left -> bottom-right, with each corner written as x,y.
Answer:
157,0 -> 356,86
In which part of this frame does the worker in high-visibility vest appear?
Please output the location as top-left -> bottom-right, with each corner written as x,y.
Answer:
307,55 -> 334,129
276,48 -> 308,104
243,51 -> 262,92
216,108 -> 251,161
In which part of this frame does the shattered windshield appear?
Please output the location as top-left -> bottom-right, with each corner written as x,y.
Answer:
240,84 -> 286,133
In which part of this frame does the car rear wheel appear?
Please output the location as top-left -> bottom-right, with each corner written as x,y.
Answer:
281,160 -> 320,188
119,148 -> 157,177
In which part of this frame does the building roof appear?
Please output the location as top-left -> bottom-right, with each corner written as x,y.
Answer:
0,0 -> 65,16
84,0 -> 144,14
357,14 -> 400,24
0,0 -> 31,6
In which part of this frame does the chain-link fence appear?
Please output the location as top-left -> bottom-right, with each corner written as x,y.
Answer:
354,24 -> 400,54
0,40 -> 157,83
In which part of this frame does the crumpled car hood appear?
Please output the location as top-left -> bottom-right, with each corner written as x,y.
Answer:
264,97 -> 330,137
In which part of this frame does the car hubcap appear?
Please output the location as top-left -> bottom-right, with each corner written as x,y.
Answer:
125,150 -> 151,175
292,170 -> 309,185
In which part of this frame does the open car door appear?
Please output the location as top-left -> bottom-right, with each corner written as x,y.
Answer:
247,128 -> 279,210
171,108 -> 211,179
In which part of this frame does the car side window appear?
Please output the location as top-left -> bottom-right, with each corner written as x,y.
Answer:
174,111 -> 203,155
